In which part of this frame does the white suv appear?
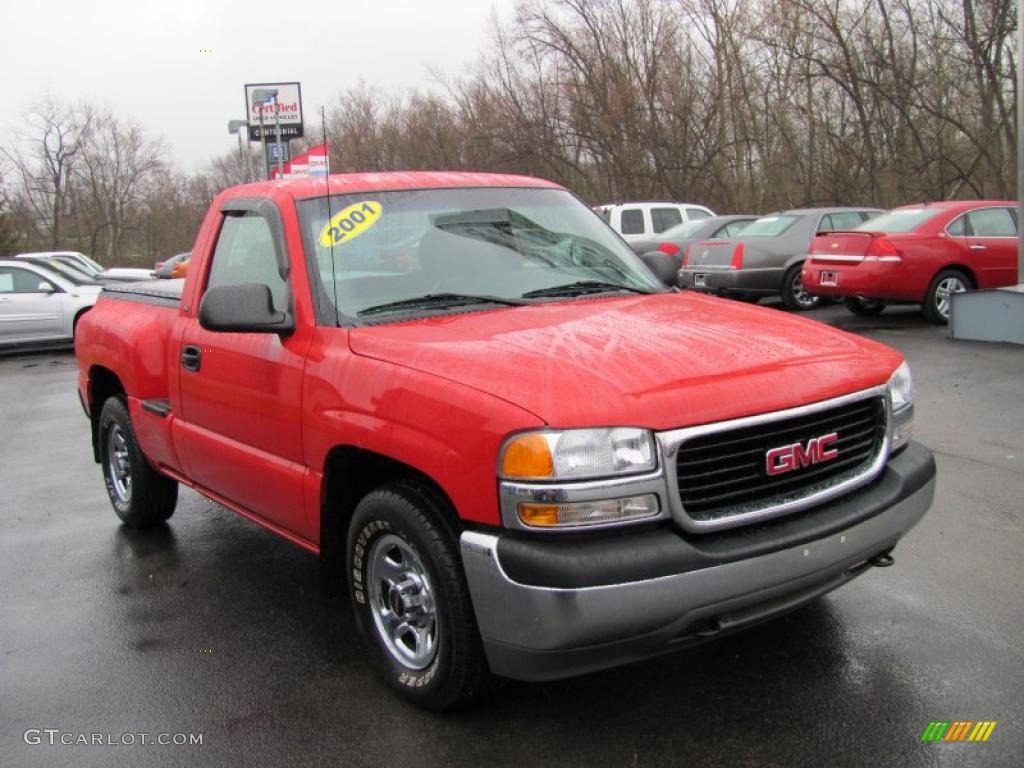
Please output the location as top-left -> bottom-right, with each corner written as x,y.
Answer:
594,201 -> 716,244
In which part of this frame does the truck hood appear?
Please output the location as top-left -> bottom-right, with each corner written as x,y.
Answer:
348,293 -> 902,430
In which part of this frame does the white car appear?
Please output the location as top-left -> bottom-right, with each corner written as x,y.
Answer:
15,251 -> 154,282
0,259 -> 102,347
594,201 -> 716,244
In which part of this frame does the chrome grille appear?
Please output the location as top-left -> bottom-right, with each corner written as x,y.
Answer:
674,397 -> 886,522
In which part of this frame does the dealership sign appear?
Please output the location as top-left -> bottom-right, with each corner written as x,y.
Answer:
244,82 -> 303,141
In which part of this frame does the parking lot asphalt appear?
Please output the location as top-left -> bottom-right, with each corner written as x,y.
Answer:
1,302 -> 1022,768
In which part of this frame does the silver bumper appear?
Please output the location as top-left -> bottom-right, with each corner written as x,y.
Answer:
461,468 -> 934,681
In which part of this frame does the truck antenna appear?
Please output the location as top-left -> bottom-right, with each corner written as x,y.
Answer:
323,104 -> 341,326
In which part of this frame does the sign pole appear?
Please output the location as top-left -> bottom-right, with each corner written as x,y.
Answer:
272,95 -> 284,179
259,108 -> 269,181
1018,0 -> 1022,282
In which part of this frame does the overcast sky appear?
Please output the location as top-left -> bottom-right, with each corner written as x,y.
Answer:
1,0 -> 511,171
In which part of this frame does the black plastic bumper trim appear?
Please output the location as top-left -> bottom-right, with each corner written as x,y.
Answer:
496,441 -> 935,589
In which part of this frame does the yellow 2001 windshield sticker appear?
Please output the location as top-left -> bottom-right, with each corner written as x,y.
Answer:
319,200 -> 382,247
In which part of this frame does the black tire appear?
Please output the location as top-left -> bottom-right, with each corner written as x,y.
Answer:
347,484 -> 490,710
844,297 -> 887,316
780,264 -> 822,311
98,397 -> 177,528
922,268 -> 970,324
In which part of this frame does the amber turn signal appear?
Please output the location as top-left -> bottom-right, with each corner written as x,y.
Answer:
518,504 -> 561,526
500,433 -> 554,479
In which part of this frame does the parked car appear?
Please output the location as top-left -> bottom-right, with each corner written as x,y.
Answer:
16,254 -> 101,285
629,214 -> 759,257
15,250 -> 105,275
0,259 -> 101,347
76,172 -> 933,710
155,252 -> 190,279
802,201 -> 1019,323
595,201 -> 716,244
678,207 -> 884,309
15,251 -> 154,282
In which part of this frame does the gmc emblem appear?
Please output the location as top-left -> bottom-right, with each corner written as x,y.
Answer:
765,433 -> 839,476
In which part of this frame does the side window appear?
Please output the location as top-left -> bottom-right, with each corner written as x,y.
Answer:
686,207 -> 712,221
651,207 -> 683,233
0,267 -> 48,294
946,214 -> 968,237
817,214 -> 834,232
207,212 -> 288,311
619,208 -> 644,235
827,212 -> 865,230
860,210 -> 881,222
967,207 -> 1017,237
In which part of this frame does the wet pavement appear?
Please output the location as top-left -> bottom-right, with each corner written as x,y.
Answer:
1,303 -> 1022,767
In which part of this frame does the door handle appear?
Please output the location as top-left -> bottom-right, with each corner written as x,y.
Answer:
0,297 -> 11,302
181,345 -> 202,372
969,244 -> 987,251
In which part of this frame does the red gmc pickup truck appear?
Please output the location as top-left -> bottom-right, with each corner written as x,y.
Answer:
75,172 -> 935,709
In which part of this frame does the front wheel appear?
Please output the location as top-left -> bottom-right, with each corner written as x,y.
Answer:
922,269 -> 969,324
98,397 -> 177,528
781,265 -> 822,311
844,297 -> 887,316
347,484 -> 490,710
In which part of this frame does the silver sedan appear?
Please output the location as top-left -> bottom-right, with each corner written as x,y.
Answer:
0,259 -> 102,347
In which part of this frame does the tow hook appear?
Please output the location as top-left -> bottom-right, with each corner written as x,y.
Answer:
869,551 -> 895,568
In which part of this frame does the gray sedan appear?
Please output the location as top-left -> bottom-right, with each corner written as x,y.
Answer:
628,214 -> 758,258
677,207 -> 883,309
0,259 -> 102,347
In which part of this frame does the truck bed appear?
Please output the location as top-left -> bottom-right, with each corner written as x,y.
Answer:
101,279 -> 184,308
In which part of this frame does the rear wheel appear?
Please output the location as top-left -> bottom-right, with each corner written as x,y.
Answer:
781,264 -> 821,311
347,484 -> 490,710
98,397 -> 177,528
922,269 -> 969,324
844,297 -> 887,316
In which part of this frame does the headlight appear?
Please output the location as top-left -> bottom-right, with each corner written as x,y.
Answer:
500,428 -> 656,480
887,361 -> 914,449
888,361 -> 914,411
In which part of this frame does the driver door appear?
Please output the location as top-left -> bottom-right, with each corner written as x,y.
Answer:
175,200 -> 313,538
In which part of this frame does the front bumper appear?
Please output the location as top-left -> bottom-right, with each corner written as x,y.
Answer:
677,266 -> 782,294
461,442 -> 935,681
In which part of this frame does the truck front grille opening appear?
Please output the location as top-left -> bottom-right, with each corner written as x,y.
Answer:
675,397 -> 885,522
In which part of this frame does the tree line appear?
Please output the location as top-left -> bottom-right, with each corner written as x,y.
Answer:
0,0 -> 1016,266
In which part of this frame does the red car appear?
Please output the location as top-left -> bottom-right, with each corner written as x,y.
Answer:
802,200 -> 1018,322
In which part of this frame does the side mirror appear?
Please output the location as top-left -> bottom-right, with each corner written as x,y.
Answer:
640,252 -> 680,286
198,283 -> 294,334
38,281 -> 56,293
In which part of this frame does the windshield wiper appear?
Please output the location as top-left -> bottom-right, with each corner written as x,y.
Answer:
357,292 -> 528,317
521,280 -> 658,299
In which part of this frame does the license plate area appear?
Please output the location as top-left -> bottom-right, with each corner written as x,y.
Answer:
820,271 -> 839,287
694,273 -> 707,288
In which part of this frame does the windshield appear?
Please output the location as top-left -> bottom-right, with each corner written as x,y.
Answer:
26,258 -> 99,286
54,255 -> 101,277
297,187 -> 664,319
738,214 -> 799,237
856,208 -> 941,233
660,219 -> 708,239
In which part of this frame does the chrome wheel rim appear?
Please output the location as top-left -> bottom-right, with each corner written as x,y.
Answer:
106,425 -> 132,503
791,273 -> 820,308
367,534 -> 438,670
934,276 -> 967,319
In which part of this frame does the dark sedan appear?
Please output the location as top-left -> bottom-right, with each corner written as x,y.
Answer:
678,207 -> 883,310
